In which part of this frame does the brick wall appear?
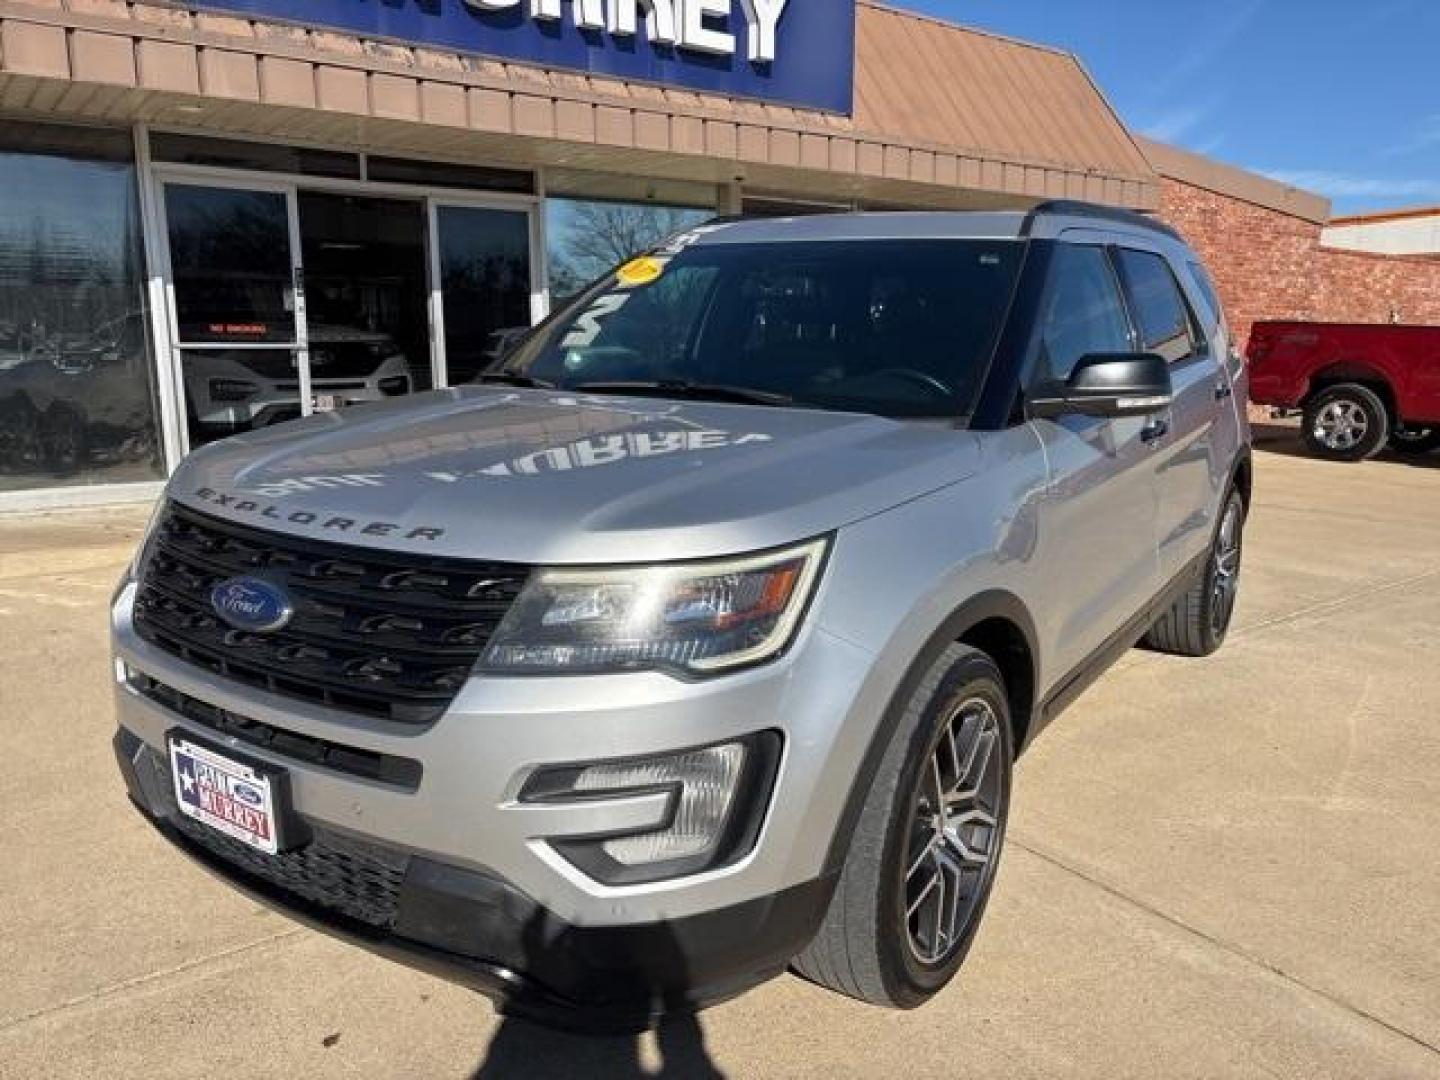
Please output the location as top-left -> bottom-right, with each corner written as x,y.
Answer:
1155,176 -> 1440,350
1309,247 -> 1440,327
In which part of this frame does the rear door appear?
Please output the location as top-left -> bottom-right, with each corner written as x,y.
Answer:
1113,247 -> 1229,585
1025,242 -> 1162,681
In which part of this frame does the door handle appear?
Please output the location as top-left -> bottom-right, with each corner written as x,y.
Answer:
1141,417 -> 1170,444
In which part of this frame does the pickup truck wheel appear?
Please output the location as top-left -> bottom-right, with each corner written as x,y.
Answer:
1144,488 -> 1245,657
792,645 -> 1012,1008
1389,426 -> 1440,456
1302,384 -> 1389,461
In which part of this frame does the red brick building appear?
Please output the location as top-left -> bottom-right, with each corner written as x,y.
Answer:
1142,139 -> 1440,350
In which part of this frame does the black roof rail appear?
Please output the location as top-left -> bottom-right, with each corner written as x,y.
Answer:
1020,200 -> 1182,242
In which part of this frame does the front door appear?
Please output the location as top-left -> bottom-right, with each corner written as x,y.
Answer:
1026,243 -> 1162,680
158,179 -> 312,452
297,191 -> 431,410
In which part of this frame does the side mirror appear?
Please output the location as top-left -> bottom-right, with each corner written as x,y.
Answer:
1028,352 -> 1174,420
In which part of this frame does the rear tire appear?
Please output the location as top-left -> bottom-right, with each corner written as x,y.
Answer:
1144,488 -> 1245,657
1302,384 -> 1389,462
1389,426 -> 1440,456
793,645 -> 1012,1008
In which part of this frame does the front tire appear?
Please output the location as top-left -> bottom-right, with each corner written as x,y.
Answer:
1144,488 -> 1245,657
793,645 -> 1013,1008
1302,384 -> 1389,461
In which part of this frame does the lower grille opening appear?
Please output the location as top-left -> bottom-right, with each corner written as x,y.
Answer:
134,736 -> 410,930
132,672 -> 423,791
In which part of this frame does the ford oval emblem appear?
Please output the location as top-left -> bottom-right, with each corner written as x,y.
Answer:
210,576 -> 294,633
231,781 -> 265,808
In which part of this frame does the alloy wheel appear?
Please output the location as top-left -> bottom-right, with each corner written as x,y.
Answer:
903,697 -> 1004,966
1210,498 -> 1243,636
1313,400 -> 1370,451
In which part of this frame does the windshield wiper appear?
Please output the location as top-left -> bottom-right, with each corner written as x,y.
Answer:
570,380 -> 793,407
475,371 -> 557,389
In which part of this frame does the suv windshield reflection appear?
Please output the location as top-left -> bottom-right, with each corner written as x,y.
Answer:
497,239 -> 1024,418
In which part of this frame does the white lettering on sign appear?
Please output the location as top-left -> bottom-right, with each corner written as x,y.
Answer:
739,0 -> 786,63
681,0 -> 734,56
607,0 -> 678,46
460,0 -> 788,62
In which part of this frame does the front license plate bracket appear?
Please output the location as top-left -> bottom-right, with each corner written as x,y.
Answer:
166,730 -> 307,854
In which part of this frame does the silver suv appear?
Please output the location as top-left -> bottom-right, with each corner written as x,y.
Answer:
111,204 -> 1251,1030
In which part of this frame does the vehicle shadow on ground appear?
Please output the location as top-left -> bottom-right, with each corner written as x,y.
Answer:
1251,422 -> 1440,469
469,907 -> 727,1079
471,1013 -> 726,1079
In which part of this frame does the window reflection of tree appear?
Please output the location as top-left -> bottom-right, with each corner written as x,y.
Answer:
547,200 -> 711,304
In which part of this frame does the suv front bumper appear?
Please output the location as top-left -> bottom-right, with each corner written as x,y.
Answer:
116,727 -> 832,1030
110,577 -> 880,1024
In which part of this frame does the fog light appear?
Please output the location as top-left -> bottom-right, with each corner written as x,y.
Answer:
377,375 -> 410,396
521,732 -> 781,885
209,378 -> 258,402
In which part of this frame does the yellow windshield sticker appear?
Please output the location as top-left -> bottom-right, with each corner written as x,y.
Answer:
617,256 -> 666,287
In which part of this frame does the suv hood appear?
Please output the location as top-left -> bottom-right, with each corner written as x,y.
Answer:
171,388 -> 982,564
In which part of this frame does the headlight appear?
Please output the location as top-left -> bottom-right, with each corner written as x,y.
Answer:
478,538 -> 828,677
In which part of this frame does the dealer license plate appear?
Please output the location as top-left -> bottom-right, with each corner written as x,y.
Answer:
169,737 -> 280,855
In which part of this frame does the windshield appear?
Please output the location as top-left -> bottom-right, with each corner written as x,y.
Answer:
496,238 -> 1025,418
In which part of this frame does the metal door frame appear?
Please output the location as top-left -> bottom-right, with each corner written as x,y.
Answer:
147,167 -> 311,462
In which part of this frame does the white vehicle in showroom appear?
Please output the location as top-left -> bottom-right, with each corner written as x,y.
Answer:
183,325 -> 413,436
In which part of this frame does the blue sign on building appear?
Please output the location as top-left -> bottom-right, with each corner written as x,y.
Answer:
194,0 -> 855,114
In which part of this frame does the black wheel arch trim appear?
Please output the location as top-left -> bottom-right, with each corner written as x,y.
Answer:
820,589 -> 1039,876
1229,446 -> 1254,508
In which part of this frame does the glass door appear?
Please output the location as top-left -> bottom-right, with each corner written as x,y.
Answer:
429,202 -> 538,386
157,179 -> 311,451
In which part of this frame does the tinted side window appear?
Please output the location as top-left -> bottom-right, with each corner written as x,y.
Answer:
1035,245 -> 1132,382
1115,248 -> 1194,362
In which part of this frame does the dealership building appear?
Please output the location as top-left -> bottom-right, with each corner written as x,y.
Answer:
1,0 -> 1437,508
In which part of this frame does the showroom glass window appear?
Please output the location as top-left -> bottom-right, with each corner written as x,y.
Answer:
545,198 -> 713,308
0,123 -> 161,492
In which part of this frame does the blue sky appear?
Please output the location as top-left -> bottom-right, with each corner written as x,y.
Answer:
894,0 -> 1440,214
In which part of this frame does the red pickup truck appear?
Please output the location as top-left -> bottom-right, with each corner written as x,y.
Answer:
1248,320 -> 1440,461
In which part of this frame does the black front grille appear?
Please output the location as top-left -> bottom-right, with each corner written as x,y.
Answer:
132,502 -> 530,724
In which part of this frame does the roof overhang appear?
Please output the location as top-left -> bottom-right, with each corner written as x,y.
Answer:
0,0 -> 1160,210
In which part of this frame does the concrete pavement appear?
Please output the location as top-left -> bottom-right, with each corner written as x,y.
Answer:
1,431 -> 1438,1078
